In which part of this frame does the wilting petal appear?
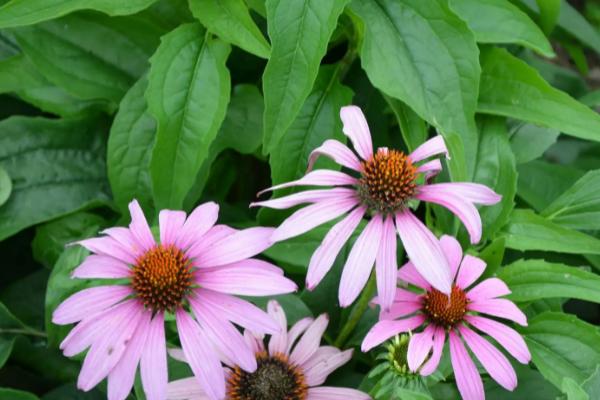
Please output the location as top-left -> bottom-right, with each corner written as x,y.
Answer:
465,315 -> 530,364
308,139 -> 362,172
166,377 -> 208,400
468,298 -> 528,326
407,324 -> 435,372
176,202 -> 219,250
251,188 -> 355,210
128,200 -> 155,251
439,235 -> 463,280
427,182 -> 502,205
196,227 -> 274,268
449,331 -> 484,400
72,255 -> 131,280
159,210 -> 186,246
140,314 -> 168,400
290,314 -> 329,366
303,348 -> 353,386
375,216 -> 398,312
467,278 -> 511,302
258,170 -> 357,195
456,255 -> 487,289
267,301 -> 288,356
420,327 -> 445,376
340,105 -> 373,160
361,315 -> 425,352
53,286 -> 131,325
307,387 -> 371,400
409,136 -> 448,163
416,159 -> 442,180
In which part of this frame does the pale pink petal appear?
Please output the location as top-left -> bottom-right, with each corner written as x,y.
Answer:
166,377 -> 208,400
306,206 -> 366,290
290,314 -> 329,366
140,313 -> 168,400
467,278 -> 511,302
72,255 -> 131,279
407,324 -> 435,372
185,225 -> 237,260
408,136 -> 448,163
416,159 -> 442,180
159,210 -> 186,246
267,300 -> 288,356
340,105 -> 373,160
426,182 -> 502,205
372,287 -> 422,306
303,348 -> 353,386
53,286 -> 131,325
176,202 -> 219,250
286,317 -> 314,354
449,331 -> 484,400
168,348 -> 186,363
244,329 -> 265,354
338,215 -> 383,307
77,236 -> 136,265
361,315 -> 425,352
456,255 -> 487,289
307,139 -> 362,172
397,261 -> 431,290
468,298 -> 528,326
416,186 -> 482,244
395,210 -> 452,294
439,235 -> 463,280
420,327 -> 445,376
466,315 -> 531,364
380,301 -> 421,320
127,200 -> 155,251
101,227 -> 144,259
459,325 -> 517,391
251,188 -> 356,210
196,227 -> 274,268
176,309 -> 225,400
307,387 -> 371,400
258,170 -> 357,195
375,216 -> 398,312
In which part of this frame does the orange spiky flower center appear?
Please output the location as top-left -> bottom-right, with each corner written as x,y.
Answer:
422,285 -> 468,328
227,352 -> 308,400
358,148 -> 417,214
131,245 -> 193,313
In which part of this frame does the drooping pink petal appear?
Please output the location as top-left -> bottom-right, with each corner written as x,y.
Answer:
306,206 -> 366,290
466,315 -> 530,364
77,236 -> 137,265
286,317 -> 314,354
361,315 -> 425,352
397,261 -> 432,290
176,309 -> 225,400
380,301 -> 421,320
374,216 -> 398,312
258,170 -> 358,195
338,215 -> 383,307
459,325 -> 517,391
307,386 -> 371,400
267,300 -> 288,356
307,139 -> 361,172
251,188 -> 356,210
53,286 -> 131,325
427,182 -> 502,205
340,105 -> 373,160
71,255 -> 131,280
416,159 -> 442,180
408,136 -> 448,163
166,377 -> 208,400
415,186 -> 482,244
140,313 -> 168,400
395,210 -> 452,294
456,255 -> 487,289
303,348 -> 353,386
420,327 -> 445,376
159,210 -> 186,246
449,331 -> 484,400
271,197 -> 359,242
290,314 -> 329,366
407,324 -> 435,372
439,235 -> 463,280
175,202 -> 219,250
468,298 -> 528,326
467,278 -> 511,302
127,200 -> 155,251
196,227 -> 274,268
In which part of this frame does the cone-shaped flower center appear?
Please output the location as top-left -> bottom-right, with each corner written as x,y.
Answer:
422,285 -> 467,328
227,353 -> 308,400
131,245 -> 193,313
358,148 -> 417,214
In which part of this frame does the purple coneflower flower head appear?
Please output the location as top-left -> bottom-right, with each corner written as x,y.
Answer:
362,235 -> 531,400
52,200 -> 297,400
253,105 -> 501,310
167,300 -> 371,400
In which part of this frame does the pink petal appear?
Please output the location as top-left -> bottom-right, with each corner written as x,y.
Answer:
271,197 -> 359,242
140,314 -> 167,400
175,202 -> 219,250
416,159 -> 442,180
467,278 -> 511,302
186,224 -> 237,260
286,317 -> 314,354
306,206 -> 365,290
340,105 -> 373,160
380,301 -> 421,320
361,315 -> 425,352
407,324 -> 435,372
307,387 -> 371,400
372,287 -> 422,306
303,348 -> 353,386
416,186 -> 482,244
290,314 -> 329,366
456,255 -> 487,289
449,330 -> 484,400
428,182 -> 502,205
166,377 -> 208,400
251,188 -> 356,210
307,139 -> 361,172
72,255 -> 131,280
395,210 -> 452,294
408,136 -> 448,163
267,300 -> 288,356
53,286 -> 132,325
244,329 -> 265,354
468,298 -> 528,326
127,200 -> 155,251
420,327 -> 445,376
159,210 -> 186,246
439,235 -> 463,280
375,216 -> 398,312
258,170 -> 357,195
196,227 -> 274,268
397,261 -> 432,290
339,215 -> 383,307
466,315 -> 531,364
101,227 -> 144,259
459,325 -> 517,391
176,309 -> 225,400
77,236 -> 137,265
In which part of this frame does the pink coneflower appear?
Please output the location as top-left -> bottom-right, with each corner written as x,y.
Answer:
52,200 -> 297,400
253,105 -> 500,310
167,300 -> 371,400
362,235 -> 531,400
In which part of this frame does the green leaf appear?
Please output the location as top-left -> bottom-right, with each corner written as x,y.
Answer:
0,116 -> 110,241
535,0 -> 561,35
478,47 -> 600,144
522,312 -> 600,389
384,95 -> 427,153
485,364 -> 560,400
478,236 -> 505,280
42,384 -> 105,400
0,164 -> 10,207
582,367 -> 600,400
541,170 -> 600,230
449,0 -> 554,57
0,0 -> 158,28
262,0 -> 349,153
146,23 -> 231,210
349,0 -> 480,180
501,209 -> 600,255
0,337 -> 14,369
0,388 -> 39,400
107,75 -> 156,216
189,0 -> 270,58
498,259 -> 600,304
509,122 -> 560,164
563,378 -> 590,400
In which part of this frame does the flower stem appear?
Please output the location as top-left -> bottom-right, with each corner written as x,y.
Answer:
0,328 -> 47,338
334,273 -> 376,348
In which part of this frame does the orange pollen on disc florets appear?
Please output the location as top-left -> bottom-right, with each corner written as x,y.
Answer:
358,148 -> 417,214
227,352 -> 308,400
131,245 -> 193,313
422,285 -> 468,328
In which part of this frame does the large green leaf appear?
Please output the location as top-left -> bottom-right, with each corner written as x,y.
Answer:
0,388 -> 38,400
509,122 -> 560,164
478,47 -> 600,143
498,259 -> 600,304
384,95 -> 427,153
189,0 -> 270,58
349,0 -> 480,180
146,23 -> 231,210
0,0 -> 158,28
541,170 -> 600,230
0,116 -> 110,241
262,0 -> 349,153
0,164 -> 10,207
501,209 -> 600,255
449,0 -> 553,57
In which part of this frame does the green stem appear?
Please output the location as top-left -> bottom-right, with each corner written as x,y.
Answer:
334,273 -> 377,348
0,328 -> 47,338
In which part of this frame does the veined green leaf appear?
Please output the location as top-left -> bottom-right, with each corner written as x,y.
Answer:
147,23 -> 231,210
384,95 -> 427,153
0,165 -> 10,207
509,122 -> 560,164
262,0 -> 349,153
